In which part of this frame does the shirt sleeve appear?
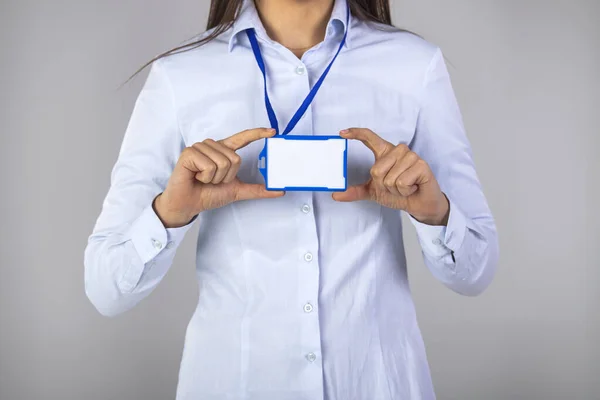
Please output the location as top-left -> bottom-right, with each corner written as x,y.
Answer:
408,48 -> 499,296
84,60 -> 194,317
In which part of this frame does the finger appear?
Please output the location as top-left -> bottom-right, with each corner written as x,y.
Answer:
332,183 -> 371,202
382,149 -> 418,195
370,150 -> 406,189
340,128 -> 392,158
202,139 -> 242,183
396,161 -> 429,196
396,182 -> 418,197
221,128 -> 276,151
234,183 -> 285,201
180,147 -> 217,183
192,142 -> 231,184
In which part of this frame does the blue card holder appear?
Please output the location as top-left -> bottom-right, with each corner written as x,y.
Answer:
258,135 -> 348,192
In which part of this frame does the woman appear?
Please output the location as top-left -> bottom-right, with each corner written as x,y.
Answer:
85,0 -> 498,398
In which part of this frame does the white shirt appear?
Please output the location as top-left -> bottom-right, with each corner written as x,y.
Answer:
85,0 -> 498,398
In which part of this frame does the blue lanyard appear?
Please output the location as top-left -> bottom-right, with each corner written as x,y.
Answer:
245,6 -> 349,136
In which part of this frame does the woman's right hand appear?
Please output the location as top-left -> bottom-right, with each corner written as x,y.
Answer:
153,128 -> 283,228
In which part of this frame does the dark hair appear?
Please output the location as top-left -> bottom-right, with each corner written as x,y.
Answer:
129,0 -> 392,80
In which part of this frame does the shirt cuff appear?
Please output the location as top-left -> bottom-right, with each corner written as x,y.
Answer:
118,204 -> 195,293
409,199 -> 468,258
129,203 -> 194,265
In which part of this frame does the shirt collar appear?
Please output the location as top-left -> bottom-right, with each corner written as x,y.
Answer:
228,0 -> 352,52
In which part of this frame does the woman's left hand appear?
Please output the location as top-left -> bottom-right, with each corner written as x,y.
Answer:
333,128 -> 450,226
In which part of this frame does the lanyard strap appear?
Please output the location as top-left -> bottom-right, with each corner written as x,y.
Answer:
246,6 -> 349,136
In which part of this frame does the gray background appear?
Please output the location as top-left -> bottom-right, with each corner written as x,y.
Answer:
1,0 -> 598,399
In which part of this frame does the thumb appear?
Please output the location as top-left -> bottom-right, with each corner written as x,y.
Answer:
332,184 -> 371,202
235,183 -> 285,201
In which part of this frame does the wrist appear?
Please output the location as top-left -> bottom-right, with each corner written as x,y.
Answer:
413,193 -> 450,226
153,193 -> 196,228
435,193 -> 451,225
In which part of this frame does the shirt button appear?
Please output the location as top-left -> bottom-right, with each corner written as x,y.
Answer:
166,241 -> 174,249
303,303 -> 314,313
304,252 -> 313,262
295,65 -> 306,75
306,353 -> 317,362
151,239 -> 163,250
433,238 -> 443,246
301,204 -> 311,214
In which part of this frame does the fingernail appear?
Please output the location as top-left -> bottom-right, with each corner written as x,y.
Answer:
340,129 -> 349,134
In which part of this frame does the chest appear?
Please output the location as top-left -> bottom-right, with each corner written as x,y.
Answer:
174,47 -> 422,185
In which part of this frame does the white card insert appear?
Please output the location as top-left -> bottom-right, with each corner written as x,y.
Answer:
258,136 -> 347,191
